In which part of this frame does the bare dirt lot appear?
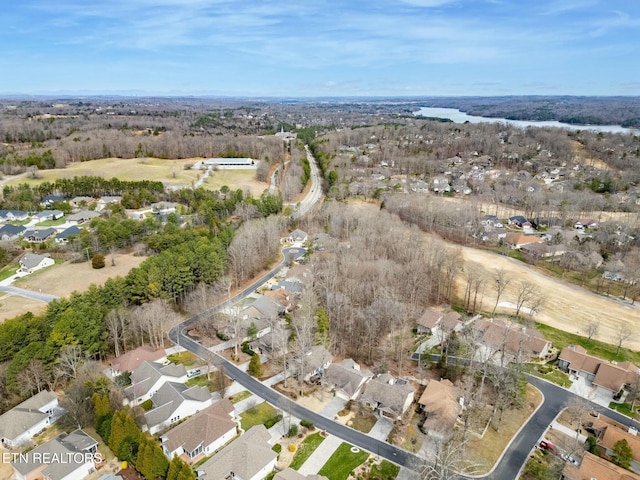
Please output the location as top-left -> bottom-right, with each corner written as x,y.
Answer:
15,253 -> 146,299
0,294 -> 46,322
458,246 -> 640,350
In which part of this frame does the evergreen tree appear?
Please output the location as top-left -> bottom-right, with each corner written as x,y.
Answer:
248,353 -> 264,378
612,438 -> 633,469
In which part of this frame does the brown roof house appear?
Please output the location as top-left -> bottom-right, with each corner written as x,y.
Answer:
558,345 -> 640,396
358,373 -> 415,420
416,309 -> 444,335
563,452 -> 640,480
11,429 -> 99,480
161,399 -> 237,464
504,233 -> 543,250
109,345 -> 167,377
417,379 -> 463,438
597,422 -> 640,473
196,425 -> 277,480
322,359 -> 373,401
0,390 -> 59,448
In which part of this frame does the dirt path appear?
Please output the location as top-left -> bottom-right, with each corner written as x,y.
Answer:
458,246 -> 640,350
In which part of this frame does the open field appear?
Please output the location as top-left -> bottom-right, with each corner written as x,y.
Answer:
14,253 -> 146,298
0,294 -> 47,321
458,246 -> 640,351
3,157 -> 270,196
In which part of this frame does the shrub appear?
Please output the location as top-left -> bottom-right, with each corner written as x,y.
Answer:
272,443 -> 282,454
287,424 -> 299,438
288,444 -> 296,452
300,420 -> 314,429
91,253 -> 105,269
264,415 -> 283,429
140,399 -> 153,411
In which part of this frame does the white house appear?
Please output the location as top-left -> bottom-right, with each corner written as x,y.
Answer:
11,429 -> 98,480
160,399 -> 237,464
144,382 -> 213,435
150,202 -> 177,215
0,390 -> 59,448
32,210 -> 64,222
96,196 -> 122,211
288,229 -> 308,244
123,361 -> 187,405
18,253 -> 55,274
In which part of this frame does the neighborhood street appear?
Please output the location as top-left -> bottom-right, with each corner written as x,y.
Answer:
0,284 -> 59,302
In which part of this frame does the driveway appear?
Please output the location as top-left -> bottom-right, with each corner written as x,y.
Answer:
297,434 -> 343,475
568,374 -> 614,407
369,417 -> 394,441
320,397 -> 347,419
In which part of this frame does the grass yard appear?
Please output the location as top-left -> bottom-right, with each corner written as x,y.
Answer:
367,460 -> 400,480
348,410 -> 377,434
523,363 -> 572,388
36,218 -> 67,226
229,390 -> 253,404
289,432 -> 325,470
185,374 -> 213,389
0,263 -> 19,282
609,401 -> 640,419
240,402 -> 282,431
166,351 -> 196,366
317,443 -> 369,480
536,323 -> 640,365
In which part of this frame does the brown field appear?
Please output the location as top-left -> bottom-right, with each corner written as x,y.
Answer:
3,157 -> 270,196
458,246 -> 640,350
14,253 -> 146,299
0,294 -> 46,322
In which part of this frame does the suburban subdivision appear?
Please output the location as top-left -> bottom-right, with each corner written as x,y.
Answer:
0,97 -> 640,480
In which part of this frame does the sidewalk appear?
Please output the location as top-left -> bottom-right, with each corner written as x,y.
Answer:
298,434 -> 343,475
550,420 -> 587,444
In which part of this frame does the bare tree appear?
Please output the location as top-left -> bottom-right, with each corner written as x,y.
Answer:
585,319 -> 600,344
491,269 -> 511,318
613,323 -> 634,356
420,431 -> 483,480
106,307 -> 129,357
17,360 -> 50,395
55,345 -> 85,381
514,281 -> 541,319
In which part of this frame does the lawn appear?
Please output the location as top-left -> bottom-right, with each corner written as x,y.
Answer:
317,442 -> 369,480
0,263 -> 19,282
229,390 -> 253,404
289,432 -> 325,470
348,410 -> 377,433
185,374 -> 214,390
522,363 -> 572,388
166,351 -> 196,366
536,323 -> 640,365
36,218 -> 67,226
609,402 -> 640,419
367,460 -> 400,480
240,402 -> 282,431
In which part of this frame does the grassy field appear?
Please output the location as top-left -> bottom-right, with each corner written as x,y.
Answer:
0,294 -> 47,322
289,432 -> 325,470
166,350 -> 196,365
5,157 -> 269,196
523,363 -> 572,388
367,460 -> 401,480
229,390 -> 253,404
536,323 -> 640,365
0,263 -> 19,282
348,410 -> 377,433
318,443 -> 369,480
240,402 -> 281,431
609,401 -> 640,419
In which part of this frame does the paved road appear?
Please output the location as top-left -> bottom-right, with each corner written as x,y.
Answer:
291,145 -> 322,220
0,284 -> 59,302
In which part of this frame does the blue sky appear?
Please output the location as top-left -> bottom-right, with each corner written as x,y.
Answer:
2,0 -> 639,96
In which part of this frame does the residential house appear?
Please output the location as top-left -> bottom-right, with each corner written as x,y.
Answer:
160,399 -> 237,464
520,243 -> 565,258
597,423 -> 640,473
242,295 -> 286,322
563,452 -> 640,480
0,224 -> 26,241
274,470 -> 329,480
358,373 -> 415,420
144,381 -> 213,434
295,345 -> 333,382
18,252 -> 55,274
271,280 -> 305,295
507,216 -> 531,228
504,233 -> 543,250
418,379 -> 462,437
322,359 -> 373,401
558,345 -> 640,395
432,311 -> 464,346
67,210 -> 101,225
123,361 -> 188,405
0,209 -> 29,222
288,229 -> 308,244
196,425 -> 277,480
431,176 -> 451,193
469,317 -> 551,364
40,194 -> 66,208
151,201 -> 177,215
69,196 -> 95,209
96,196 -> 122,211
55,225 -> 81,244
11,429 -> 99,480
415,309 -> 444,335
24,228 -> 57,243
32,210 -> 64,222
109,345 -> 167,377
574,219 -> 598,230
0,390 -> 59,448
481,215 -> 504,229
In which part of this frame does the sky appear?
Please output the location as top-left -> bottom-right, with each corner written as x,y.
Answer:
1,0 -> 640,97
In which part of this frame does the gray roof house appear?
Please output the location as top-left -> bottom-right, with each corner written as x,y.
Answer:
0,209 -> 29,222
18,252 -> 55,274
123,361 -> 187,405
11,429 -> 98,480
243,295 -> 285,319
294,345 -> 334,382
358,373 -> 415,420
67,210 -> 101,225
0,390 -> 59,448
323,359 -> 373,401
288,229 -> 308,244
144,381 -> 213,435
161,399 -> 237,464
196,425 -> 277,480
24,227 -> 57,243
55,225 -> 81,244
69,196 -> 95,208
32,210 -> 64,221
0,224 -> 26,241
96,196 -> 122,211
40,194 -> 66,207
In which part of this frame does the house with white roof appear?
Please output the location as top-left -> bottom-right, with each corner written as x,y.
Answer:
0,390 -> 59,448
123,361 -> 187,405
144,381 -> 213,434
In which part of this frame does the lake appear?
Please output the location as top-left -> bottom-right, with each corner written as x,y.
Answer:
413,107 -> 640,135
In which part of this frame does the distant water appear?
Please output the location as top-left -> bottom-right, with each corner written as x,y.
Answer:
414,107 -> 640,135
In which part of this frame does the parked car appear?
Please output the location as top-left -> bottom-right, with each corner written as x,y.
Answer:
187,368 -> 202,378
